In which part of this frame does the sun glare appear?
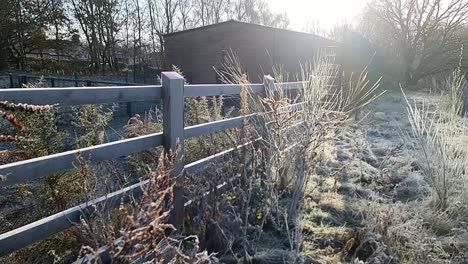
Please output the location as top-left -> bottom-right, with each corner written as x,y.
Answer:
269,0 -> 369,31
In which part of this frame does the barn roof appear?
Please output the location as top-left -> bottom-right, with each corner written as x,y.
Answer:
164,20 -> 337,44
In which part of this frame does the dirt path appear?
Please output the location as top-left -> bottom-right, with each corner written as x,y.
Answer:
301,91 -> 429,263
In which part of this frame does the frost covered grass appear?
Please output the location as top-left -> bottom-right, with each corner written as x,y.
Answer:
404,68 -> 468,218
357,68 -> 468,263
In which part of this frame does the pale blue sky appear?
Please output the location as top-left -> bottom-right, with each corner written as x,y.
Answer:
268,0 -> 370,31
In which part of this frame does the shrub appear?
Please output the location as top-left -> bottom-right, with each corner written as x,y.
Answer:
0,78 -> 117,262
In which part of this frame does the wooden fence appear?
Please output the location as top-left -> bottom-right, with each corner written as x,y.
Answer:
0,72 -> 306,258
8,73 -> 144,88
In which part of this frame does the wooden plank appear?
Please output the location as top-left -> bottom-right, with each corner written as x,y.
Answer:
75,137 -> 261,264
184,114 -> 255,139
0,86 -> 162,106
74,176 -> 238,264
43,135 -> 262,263
0,104 -> 296,187
0,115 -> 259,187
0,133 -> 163,186
276,81 -> 306,91
161,72 -> 185,228
183,175 -> 240,207
0,179 -> 148,257
0,136 -> 264,258
185,138 -> 261,174
184,84 -> 264,97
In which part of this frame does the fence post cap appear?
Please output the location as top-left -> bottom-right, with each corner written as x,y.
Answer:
162,71 -> 184,80
263,75 -> 276,95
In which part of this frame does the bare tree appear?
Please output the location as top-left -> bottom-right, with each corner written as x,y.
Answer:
195,0 -> 207,26
227,0 -> 289,29
194,0 -> 229,26
147,0 -> 180,68
178,0 -> 196,30
231,0 -> 254,21
364,0 -> 468,84
71,0 -> 121,73
207,0 -> 230,24
253,0 -> 289,29
0,0 -> 290,73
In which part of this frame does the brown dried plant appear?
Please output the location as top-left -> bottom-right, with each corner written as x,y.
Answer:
0,101 -> 54,113
0,111 -> 26,131
108,154 -> 176,261
0,100 -> 54,133
124,108 -> 162,138
78,150 -> 216,263
0,135 -> 28,144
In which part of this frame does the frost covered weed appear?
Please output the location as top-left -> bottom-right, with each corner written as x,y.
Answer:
375,68 -> 468,262
404,68 -> 468,216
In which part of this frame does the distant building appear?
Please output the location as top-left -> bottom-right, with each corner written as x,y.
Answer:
26,49 -> 72,60
26,46 -> 90,61
164,20 -> 338,84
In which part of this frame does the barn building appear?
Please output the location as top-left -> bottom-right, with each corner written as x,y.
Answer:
163,20 -> 339,84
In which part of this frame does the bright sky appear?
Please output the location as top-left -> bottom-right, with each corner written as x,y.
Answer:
268,0 -> 370,31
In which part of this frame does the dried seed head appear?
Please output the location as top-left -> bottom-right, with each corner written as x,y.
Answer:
0,111 -> 26,130
0,101 -> 54,113
0,134 -> 28,143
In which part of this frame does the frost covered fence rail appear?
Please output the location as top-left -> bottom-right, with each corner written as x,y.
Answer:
0,72 -> 306,256
10,73 -> 143,88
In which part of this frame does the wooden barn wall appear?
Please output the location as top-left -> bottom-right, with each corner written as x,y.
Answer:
164,22 -> 336,84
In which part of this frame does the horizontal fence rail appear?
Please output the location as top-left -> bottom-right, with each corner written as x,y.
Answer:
0,132 -> 164,186
185,114 -> 255,139
0,86 -> 162,106
184,83 -> 265,97
0,180 -> 147,256
0,72 -> 307,258
0,137 -> 260,256
0,83 -> 305,106
0,113 -> 260,186
10,74 -> 144,88
77,176 -> 242,264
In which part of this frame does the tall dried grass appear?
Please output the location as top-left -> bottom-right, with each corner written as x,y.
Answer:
210,51 -> 383,262
404,68 -> 468,213
373,67 -> 468,262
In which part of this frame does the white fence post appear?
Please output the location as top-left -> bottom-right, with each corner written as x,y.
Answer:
263,75 -> 276,97
261,75 -> 275,188
162,72 -> 185,228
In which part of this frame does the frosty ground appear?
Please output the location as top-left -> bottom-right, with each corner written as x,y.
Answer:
299,90 -> 464,263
